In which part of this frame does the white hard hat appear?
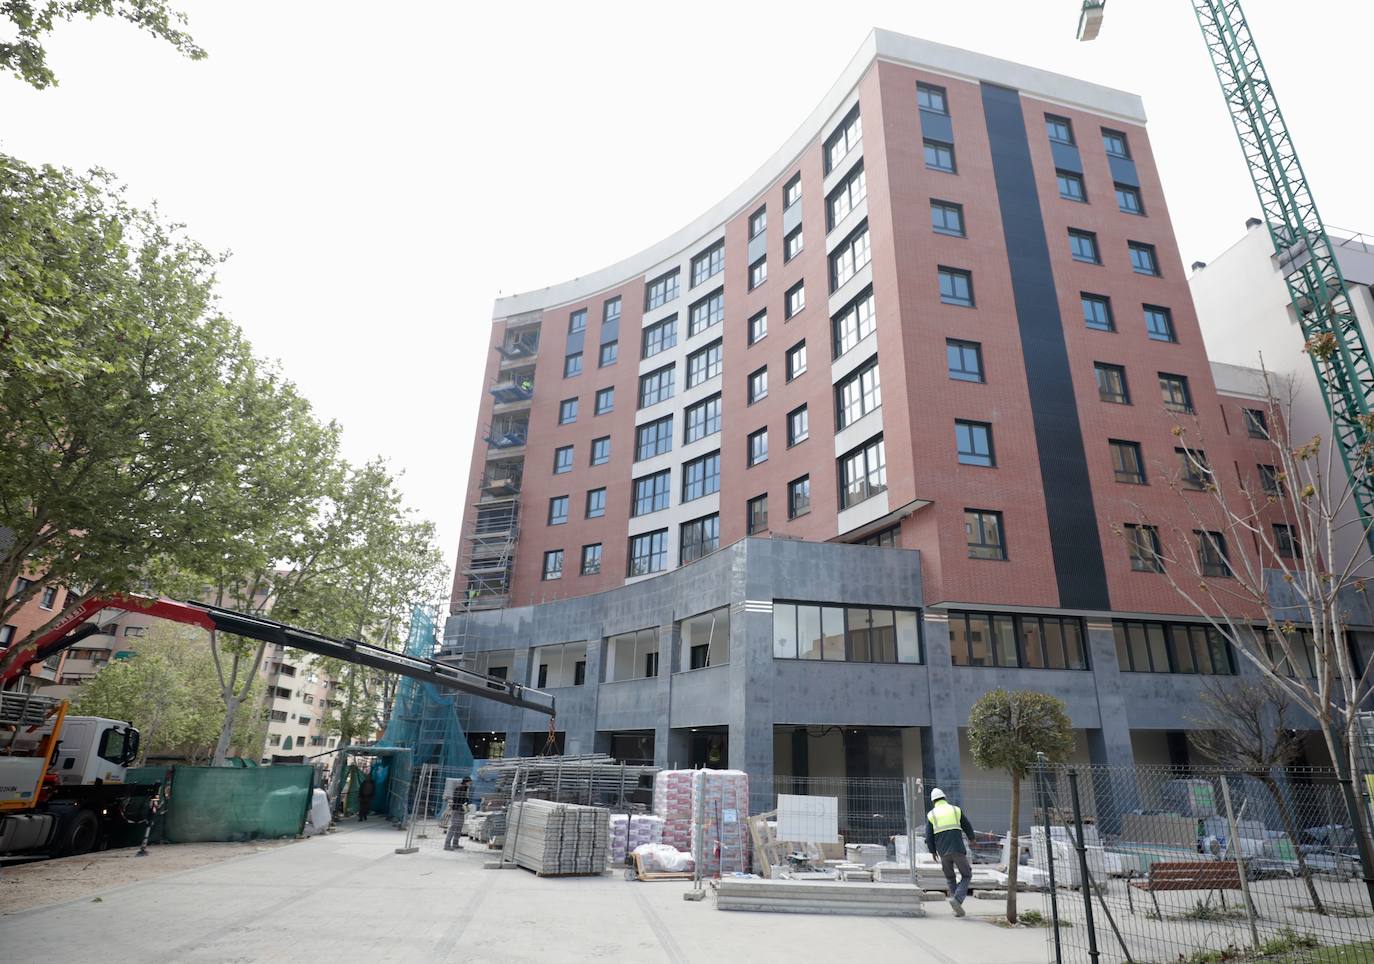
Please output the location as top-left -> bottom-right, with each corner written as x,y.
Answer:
930,787 -> 946,802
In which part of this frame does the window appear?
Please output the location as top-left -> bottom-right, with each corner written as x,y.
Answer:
681,606 -> 730,670
788,476 -> 811,518
1110,440 -> 1146,484
1046,114 -> 1074,144
748,310 -> 768,345
548,496 -> 569,526
938,267 -> 973,306
599,341 -> 618,367
1116,183 -> 1143,215
680,514 -> 719,564
786,341 -> 807,381
824,105 -> 862,173
1102,128 -> 1130,158
836,357 -> 881,428
1114,620 -> 1236,676
688,289 -> 724,337
542,550 -> 564,581
747,494 -> 769,534
839,435 -> 886,508
686,339 -> 723,388
590,436 -> 610,465
827,163 -> 867,229
553,446 -> 574,474
748,428 -> 769,466
627,530 -> 669,577
947,339 -> 984,382
965,509 -> 1006,560
558,398 -> 578,425
635,416 -> 673,461
0,625 -> 15,647
1243,408 -> 1269,439
682,451 -> 721,501
917,82 -> 947,114
568,309 -> 587,334
1082,294 -> 1114,331
1069,229 -> 1100,264
642,315 -> 677,358
749,257 -> 768,290
857,527 -> 898,548
1159,372 -> 1193,413
1096,362 -> 1129,404
638,364 -> 675,408
632,471 -> 671,517
645,269 -> 680,310
1176,448 -> 1210,490
773,601 -> 921,664
595,387 -> 614,415
1124,524 -> 1163,572
949,611 -> 1088,670
691,241 -> 725,287
924,139 -> 955,173
786,281 -> 806,318
749,206 -> 767,239
581,544 -> 602,576
833,288 -> 875,357
39,586 -> 58,610
748,367 -> 768,404
1274,524 -> 1301,559
563,352 -> 582,378
603,297 -> 621,326
684,394 -> 722,444
1144,305 -> 1175,342
830,222 -> 871,290
586,488 -> 606,519
931,199 -> 964,237
955,420 -> 995,467
1196,530 -> 1230,578
788,406 -> 809,446
1129,242 -> 1160,276
784,227 -> 804,262
1259,463 -> 1281,496
784,173 -> 802,209
1057,170 -> 1086,202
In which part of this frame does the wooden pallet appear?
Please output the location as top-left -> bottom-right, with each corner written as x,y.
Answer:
624,851 -> 695,882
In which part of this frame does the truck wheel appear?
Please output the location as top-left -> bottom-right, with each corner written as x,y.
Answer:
60,810 -> 99,857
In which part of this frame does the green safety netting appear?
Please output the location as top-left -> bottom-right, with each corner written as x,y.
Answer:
125,764 -> 314,842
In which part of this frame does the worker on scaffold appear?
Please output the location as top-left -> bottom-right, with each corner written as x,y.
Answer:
925,787 -> 976,917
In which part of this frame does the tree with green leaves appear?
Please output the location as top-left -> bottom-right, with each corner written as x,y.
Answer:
968,688 -> 1075,924
2,1 -> 203,89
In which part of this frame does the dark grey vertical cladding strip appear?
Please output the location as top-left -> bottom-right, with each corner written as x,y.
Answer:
979,83 -> 1111,611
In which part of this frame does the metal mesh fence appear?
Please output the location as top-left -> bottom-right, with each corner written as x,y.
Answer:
1036,764 -> 1374,964
394,763 -> 474,853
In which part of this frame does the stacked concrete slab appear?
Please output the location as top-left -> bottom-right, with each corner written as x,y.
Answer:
503,799 -> 609,875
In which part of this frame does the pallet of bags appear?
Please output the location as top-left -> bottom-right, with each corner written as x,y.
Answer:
609,814 -> 630,864
653,770 -> 695,851
629,814 -> 663,850
692,769 -> 750,876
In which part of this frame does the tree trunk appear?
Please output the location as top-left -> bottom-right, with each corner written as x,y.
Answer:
212,692 -> 241,766
1007,771 -> 1020,923
1261,775 -> 1325,914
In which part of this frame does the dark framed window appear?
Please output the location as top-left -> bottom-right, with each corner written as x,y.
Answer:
1144,305 -> 1175,342
857,527 -> 898,548
1243,408 -> 1269,439
638,364 -> 675,408
1274,523 -> 1301,559
787,405 -> 809,447
568,309 -> 587,334
1196,530 -> 1231,578
1116,183 -> 1144,215
553,445 -> 574,474
563,352 -> 583,378
917,82 -> 948,114
949,610 -> 1088,670
747,494 -> 769,534
1129,242 -> 1160,276
627,530 -> 669,577
1069,229 -> 1100,264
1102,128 -> 1130,158
595,387 -> 614,415
1259,463 -> 1281,496
586,488 -> 606,519
1110,440 -> 1146,484
1114,620 -> 1236,676
827,162 -> 867,230
931,199 -> 965,237
786,341 -> 807,381
548,496 -> 569,526
938,267 -> 973,306
1159,372 -> 1193,413
965,509 -> 1006,560
924,139 -> 955,173
830,221 -> 871,291
598,341 -> 617,367
684,394 -> 722,444
786,281 -> 806,318
581,544 -> 602,575
749,205 -> 767,239
955,420 -> 995,467
632,470 -> 671,517
784,226 -> 804,262
748,366 -> 768,404
686,339 -> 723,388
682,451 -> 721,502
590,436 -> 610,466
645,269 -> 680,310
747,428 -> 769,466
679,514 -> 720,564
1046,114 -> 1074,145
749,257 -> 767,290
1083,293 -> 1114,331
603,297 -> 621,326
772,601 -> 921,664
642,315 -> 677,358
542,550 -> 564,581
832,287 -> 874,357
558,398 -> 578,425
784,172 -> 802,208
947,339 -> 984,382
836,357 -> 881,429
688,289 -> 724,337
1124,523 -> 1163,572
748,309 -> 768,345
1057,170 -> 1086,202
635,416 -> 673,462
824,105 -> 862,173
691,240 -> 725,287
1176,448 -> 1210,490
1096,362 -> 1129,404
839,435 -> 886,509
788,476 -> 811,519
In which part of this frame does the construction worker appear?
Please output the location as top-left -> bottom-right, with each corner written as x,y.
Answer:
444,776 -> 472,851
925,787 -> 976,917
357,774 -> 375,821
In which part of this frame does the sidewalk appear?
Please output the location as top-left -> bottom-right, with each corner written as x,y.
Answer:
0,823 -> 1048,963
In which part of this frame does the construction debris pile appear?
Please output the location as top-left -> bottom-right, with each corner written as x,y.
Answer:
501,799 -> 609,876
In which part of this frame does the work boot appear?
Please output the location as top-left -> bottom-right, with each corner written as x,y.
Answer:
948,896 -> 965,917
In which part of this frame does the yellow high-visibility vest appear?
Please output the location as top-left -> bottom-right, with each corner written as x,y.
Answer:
927,801 -> 962,833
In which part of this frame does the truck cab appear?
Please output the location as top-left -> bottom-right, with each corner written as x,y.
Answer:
48,716 -> 140,785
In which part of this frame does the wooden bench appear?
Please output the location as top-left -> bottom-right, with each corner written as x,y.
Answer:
1129,860 -> 1245,917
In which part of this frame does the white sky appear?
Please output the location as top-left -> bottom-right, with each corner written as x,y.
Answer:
5,1 -> 1372,585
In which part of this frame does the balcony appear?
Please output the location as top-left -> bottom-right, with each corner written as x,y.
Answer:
484,415 -> 529,452
496,329 -> 540,364
490,368 -> 535,406
480,463 -> 524,499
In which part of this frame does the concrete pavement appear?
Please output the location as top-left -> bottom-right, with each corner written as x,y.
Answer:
0,823 -> 1049,963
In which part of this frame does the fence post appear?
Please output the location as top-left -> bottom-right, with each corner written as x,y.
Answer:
1219,774 -> 1261,949
1038,754 -> 1063,964
395,762 -> 429,854
1068,770 -> 1100,964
